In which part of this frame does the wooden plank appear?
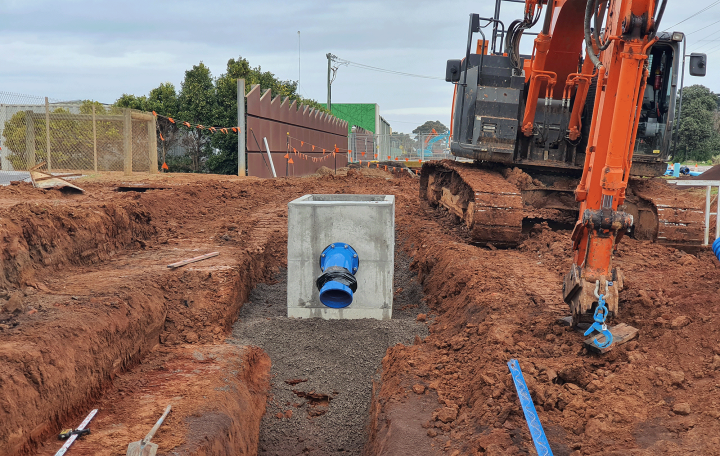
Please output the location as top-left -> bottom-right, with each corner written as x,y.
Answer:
30,169 -> 84,192
167,252 -> 219,269
34,173 -> 81,182
584,323 -> 639,354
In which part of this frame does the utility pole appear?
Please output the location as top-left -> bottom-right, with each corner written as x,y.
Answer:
326,53 -> 334,113
298,31 -> 301,89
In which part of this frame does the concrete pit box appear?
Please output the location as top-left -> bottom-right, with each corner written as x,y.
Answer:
287,194 -> 395,320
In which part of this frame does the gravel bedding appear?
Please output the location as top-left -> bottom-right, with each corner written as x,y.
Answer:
229,249 -> 429,455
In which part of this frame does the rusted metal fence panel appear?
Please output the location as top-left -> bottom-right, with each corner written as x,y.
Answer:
246,85 -> 348,178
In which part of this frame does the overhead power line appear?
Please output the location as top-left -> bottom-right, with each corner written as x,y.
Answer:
662,0 -> 720,31
688,17 -> 720,35
332,56 -> 444,81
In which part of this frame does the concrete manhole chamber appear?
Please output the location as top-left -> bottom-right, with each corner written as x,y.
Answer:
287,194 -> 395,320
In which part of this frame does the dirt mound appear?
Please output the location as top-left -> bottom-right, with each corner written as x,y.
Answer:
503,167 -> 535,190
369,203 -> 720,455
0,201 -> 153,290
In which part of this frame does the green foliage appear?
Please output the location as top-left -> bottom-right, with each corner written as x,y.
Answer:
674,85 -> 720,162
1,102 -> 124,170
412,120 -> 448,137
177,63 -> 216,173
112,56 -> 328,174
116,84 -> 180,168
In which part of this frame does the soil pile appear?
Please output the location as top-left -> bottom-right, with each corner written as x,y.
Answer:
369,203 -> 720,455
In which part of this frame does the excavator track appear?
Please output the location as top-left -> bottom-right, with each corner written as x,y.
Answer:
421,161 -> 708,249
420,160 -> 523,246
626,178 -> 706,249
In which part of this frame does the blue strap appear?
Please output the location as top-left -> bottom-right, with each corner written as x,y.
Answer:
507,359 -> 554,456
584,294 -> 614,349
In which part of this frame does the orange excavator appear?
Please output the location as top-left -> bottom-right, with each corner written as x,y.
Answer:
422,0 -> 708,338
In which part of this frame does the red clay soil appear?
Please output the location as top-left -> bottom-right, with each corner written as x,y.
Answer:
0,167 -> 412,455
3,168 -> 717,456
36,345 -> 271,456
368,199 -> 720,455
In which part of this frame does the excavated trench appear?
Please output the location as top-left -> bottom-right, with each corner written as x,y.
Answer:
0,181 -> 287,456
230,249 -> 429,456
0,171 -> 436,456
3,173 -> 720,456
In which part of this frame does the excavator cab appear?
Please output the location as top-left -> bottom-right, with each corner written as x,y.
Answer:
445,3 -> 706,178
632,33 -> 688,174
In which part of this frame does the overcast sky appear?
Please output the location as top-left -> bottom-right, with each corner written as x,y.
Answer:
1,0 -> 716,134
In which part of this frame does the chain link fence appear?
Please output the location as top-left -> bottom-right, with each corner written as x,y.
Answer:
348,132 -> 451,163
0,92 -> 157,174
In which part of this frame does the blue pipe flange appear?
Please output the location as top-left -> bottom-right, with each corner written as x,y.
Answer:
713,237 -> 720,262
315,243 -> 359,308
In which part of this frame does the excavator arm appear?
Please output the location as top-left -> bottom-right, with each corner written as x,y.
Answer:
559,0 -> 667,328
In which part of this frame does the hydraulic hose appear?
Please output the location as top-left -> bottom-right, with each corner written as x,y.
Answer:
584,0 -> 604,68
593,0 -> 611,52
648,0 -> 668,41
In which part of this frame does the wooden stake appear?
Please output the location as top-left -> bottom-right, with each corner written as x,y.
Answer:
167,252 -> 219,269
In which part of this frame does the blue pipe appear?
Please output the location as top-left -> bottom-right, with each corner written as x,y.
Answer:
713,238 -> 720,262
316,243 -> 359,308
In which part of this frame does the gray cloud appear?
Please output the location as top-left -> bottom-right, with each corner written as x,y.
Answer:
0,0 -> 716,133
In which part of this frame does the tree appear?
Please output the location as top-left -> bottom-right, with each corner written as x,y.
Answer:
673,85 -> 720,162
207,56 -> 329,174
116,83 -> 181,169
147,83 -> 180,167
113,57 -> 329,175
412,120 -> 448,137
177,62 -> 216,172
1,101 -> 124,171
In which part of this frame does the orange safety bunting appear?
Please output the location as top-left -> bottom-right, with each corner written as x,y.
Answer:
405,158 -> 409,162
312,145 -> 315,151
232,127 -> 237,132
359,160 -> 362,165
384,166 -> 388,171
288,158 -> 294,164
387,156 -> 391,159
376,164 -> 379,168
152,111 -> 157,116
394,157 -> 398,161
284,153 -> 289,159
162,162 -> 169,170
197,125 -> 204,129
348,149 -> 352,154
322,149 -> 326,153
183,121 -> 191,128
301,141 -> 304,146
159,132 -> 164,141
367,162 -> 370,167
361,152 -> 365,156
334,145 -> 339,153
168,118 -> 175,123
